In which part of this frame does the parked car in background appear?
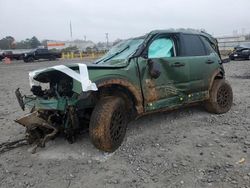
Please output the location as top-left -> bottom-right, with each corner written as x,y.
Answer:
229,44 -> 250,60
23,48 -> 62,63
2,50 -> 24,60
0,53 -> 3,61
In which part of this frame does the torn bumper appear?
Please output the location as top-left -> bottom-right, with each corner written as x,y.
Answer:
15,88 -> 77,112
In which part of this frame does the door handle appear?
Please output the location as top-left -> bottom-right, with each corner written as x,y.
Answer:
206,60 -> 214,64
171,62 -> 185,67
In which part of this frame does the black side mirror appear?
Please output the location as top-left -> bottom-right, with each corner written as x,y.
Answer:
148,59 -> 161,79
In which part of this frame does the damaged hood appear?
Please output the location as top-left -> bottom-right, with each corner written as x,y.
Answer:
29,60 -> 129,92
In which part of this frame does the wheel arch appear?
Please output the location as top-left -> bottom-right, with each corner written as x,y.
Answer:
208,68 -> 224,91
96,78 -> 144,115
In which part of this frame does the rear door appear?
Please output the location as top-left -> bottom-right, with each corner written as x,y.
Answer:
199,36 -> 221,90
36,49 -> 49,59
178,34 -> 211,93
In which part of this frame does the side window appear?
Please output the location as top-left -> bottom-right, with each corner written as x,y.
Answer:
242,49 -> 250,53
200,36 -> 216,55
148,38 -> 175,58
181,34 -> 206,56
40,49 -> 47,54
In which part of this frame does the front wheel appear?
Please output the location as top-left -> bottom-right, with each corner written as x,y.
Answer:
23,58 -> 29,63
28,57 -> 35,62
24,56 -> 34,62
89,97 -> 128,152
205,79 -> 233,114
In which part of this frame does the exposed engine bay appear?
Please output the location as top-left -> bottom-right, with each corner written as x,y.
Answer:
30,73 -> 74,98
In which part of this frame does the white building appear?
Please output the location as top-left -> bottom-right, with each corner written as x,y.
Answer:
217,35 -> 247,51
47,40 -> 95,51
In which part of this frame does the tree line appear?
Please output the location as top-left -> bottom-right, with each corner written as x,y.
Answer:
0,36 -> 43,50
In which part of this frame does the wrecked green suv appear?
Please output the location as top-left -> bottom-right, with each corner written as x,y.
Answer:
16,30 -> 233,152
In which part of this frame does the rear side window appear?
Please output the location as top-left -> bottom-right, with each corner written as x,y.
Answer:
37,49 -> 47,53
181,34 -> 206,56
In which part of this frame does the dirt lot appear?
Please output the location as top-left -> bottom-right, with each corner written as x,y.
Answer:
0,59 -> 249,188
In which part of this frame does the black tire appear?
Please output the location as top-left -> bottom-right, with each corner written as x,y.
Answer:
205,79 -> 233,114
28,57 -> 34,62
24,56 -> 34,63
89,96 -> 128,152
49,56 -> 56,61
23,58 -> 29,63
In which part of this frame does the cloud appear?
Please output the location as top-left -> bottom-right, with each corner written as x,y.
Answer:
0,0 -> 250,42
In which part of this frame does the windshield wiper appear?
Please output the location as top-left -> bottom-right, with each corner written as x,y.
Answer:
94,56 -> 107,64
101,45 -> 130,63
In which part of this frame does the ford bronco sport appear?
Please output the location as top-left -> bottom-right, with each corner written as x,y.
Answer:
15,29 -> 233,153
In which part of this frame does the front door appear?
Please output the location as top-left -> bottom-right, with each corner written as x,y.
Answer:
137,34 -> 190,111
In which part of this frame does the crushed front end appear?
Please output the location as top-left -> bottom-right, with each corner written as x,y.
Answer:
15,64 -> 97,153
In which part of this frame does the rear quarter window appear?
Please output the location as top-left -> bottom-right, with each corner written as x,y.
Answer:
200,36 -> 216,55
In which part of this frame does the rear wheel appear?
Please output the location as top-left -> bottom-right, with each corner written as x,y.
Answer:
49,56 -> 56,61
205,79 -> 233,114
25,56 -> 34,62
89,97 -> 128,152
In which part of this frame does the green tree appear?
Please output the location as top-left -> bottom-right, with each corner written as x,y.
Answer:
0,36 -> 15,49
15,36 -> 41,49
61,46 -> 78,53
30,36 -> 41,48
16,39 -> 29,49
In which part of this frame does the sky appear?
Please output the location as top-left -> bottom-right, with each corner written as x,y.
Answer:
0,0 -> 250,42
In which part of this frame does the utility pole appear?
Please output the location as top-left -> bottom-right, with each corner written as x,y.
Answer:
105,33 -> 109,49
70,20 -> 73,41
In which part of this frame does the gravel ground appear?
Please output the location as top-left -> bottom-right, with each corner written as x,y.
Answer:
0,59 -> 249,188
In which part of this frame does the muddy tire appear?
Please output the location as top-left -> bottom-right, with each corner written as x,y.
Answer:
89,96 -> 128,152
205,79 -> 233,114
